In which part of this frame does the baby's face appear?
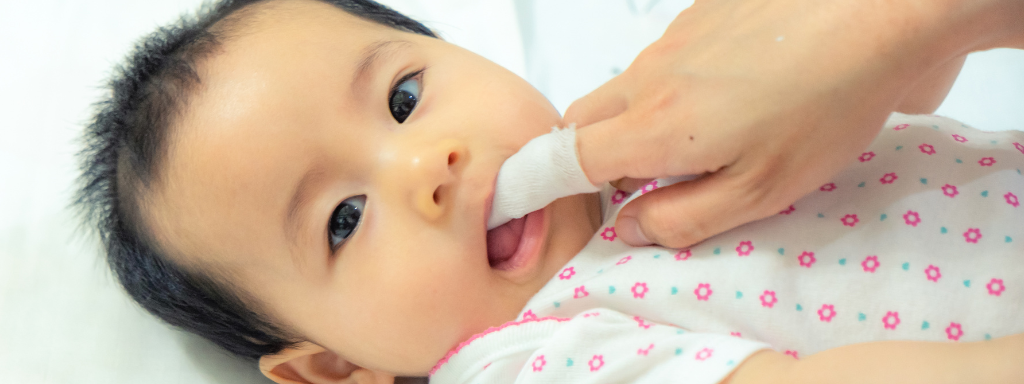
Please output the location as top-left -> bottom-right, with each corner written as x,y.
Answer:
145,0 -> 599,376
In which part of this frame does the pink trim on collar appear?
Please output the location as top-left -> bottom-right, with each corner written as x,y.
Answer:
428,316 -> 570,376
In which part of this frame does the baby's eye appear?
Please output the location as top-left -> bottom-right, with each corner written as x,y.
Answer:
388,71 -> 422,123
328,195 -> 366,251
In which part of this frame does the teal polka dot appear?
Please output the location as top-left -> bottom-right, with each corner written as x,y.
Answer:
902,262 -> 910,271
671,287 -> 678,295
567,358 -> 574,367
675,348 -> 683,355
991,140 -> 998,144
553,302 -> 560,308
735,291 -> 743,299
896,145 -> 903,150
817,213 -> 825,218
956,158 -> 963,164
796,304 -> 803,311
941,227 -> 948,234
858,313 -> 866,321
985,334 -> 992,341
653,254 -> 661,259
920,178 -> 928,184
778,248 -> 785,255
857,182 -> 866,188
676,329 -> 685,335
1007,236 -> 1013,243
964,280 -> 971,288
839,258 -> 847,265
880,214 -> 887,221
922,321 -> 930,330
713,247 -> 721,255
932,125 -> 939,129
981,190 -> 989,197
609,286 -> 616,294
727,360 -> 735,366
598,269 -> 604,273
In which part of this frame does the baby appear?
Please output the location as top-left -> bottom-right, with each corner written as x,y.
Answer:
77,0 -> 1024,383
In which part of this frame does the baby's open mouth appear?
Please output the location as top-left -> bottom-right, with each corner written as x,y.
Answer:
486,216 -> 526,268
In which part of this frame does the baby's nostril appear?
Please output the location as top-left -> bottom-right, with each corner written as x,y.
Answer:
433,189 -> 441,204
448,152 -> 458,166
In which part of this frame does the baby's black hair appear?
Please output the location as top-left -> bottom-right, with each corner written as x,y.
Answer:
76,0 -> 435,363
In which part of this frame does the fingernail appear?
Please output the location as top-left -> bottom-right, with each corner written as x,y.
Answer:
617,216 -> 652,246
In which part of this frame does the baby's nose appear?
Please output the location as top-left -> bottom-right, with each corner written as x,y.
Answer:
388,139 -> 467,221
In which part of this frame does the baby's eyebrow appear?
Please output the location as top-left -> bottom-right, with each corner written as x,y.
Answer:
284,165 -> 327,248
352,39 -> 411,91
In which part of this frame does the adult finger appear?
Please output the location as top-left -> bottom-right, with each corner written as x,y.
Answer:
563,76 -> 630,128
613,170 -> 780,248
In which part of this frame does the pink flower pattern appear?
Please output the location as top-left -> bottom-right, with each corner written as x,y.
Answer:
601,227 -> 617,241
817,304 -> 836,322
1015,142 -> 1024,154
919,143 -> 936,155
903,210 -> 921,227
862,255 -> 880,273
925,265 -> 942,282
522,310 -> 537,321
784,350 -> 800,360
942,184 -> 959,198
779,205 -> 796,215
946,323 -> 963,341
820,183 -> 837,192
963,228 -> 982,244
631,282 -> 649,299
952,134 -> 968,143
1006,192 -> 1020,208
633,316 -> 652,329
978,157 -> 996,166
859,152 -> 875,162
882,311 -> 901,330
588,355 -> 604,372
987,278 -> 1005,296
558,267 -> 576,280
893,123 -> 909,131
736,240 -> 755,256
640,180 -> 659,194
841,214 -> 860,227
675,249 -> 692,261
760,290 -> 778,308
798,251 -> 817,268
637,343 -> 654,356
616,255 -> 632,265
573,285 -> 589,299
730,332 -> 742,337
611,190 -> 628,204
695,283 -> 713,301
879,172 -> 898,184
532,355 -> 546,372
695,348 -> 714,361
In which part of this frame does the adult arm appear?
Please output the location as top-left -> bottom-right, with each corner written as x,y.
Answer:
725,333 -> 1024,384
565,0 -> 1024,247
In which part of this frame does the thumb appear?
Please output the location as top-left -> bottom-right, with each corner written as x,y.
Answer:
614,172 -> 776,248
563,76 -> 629,128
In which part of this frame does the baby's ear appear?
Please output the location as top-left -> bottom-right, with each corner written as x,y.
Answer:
259,342 -> 394,384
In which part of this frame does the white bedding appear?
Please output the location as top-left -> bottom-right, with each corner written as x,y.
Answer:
0,1 -> 1020,383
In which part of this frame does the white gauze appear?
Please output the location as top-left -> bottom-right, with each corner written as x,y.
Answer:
487,125 -> 601,229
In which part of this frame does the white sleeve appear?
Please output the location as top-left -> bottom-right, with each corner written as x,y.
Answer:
434,309 -> 770,384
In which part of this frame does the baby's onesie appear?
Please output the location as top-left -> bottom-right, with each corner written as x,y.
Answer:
430,114 -> 1024,383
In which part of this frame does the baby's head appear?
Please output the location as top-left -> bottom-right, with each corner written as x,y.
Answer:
78,0 -> 599,380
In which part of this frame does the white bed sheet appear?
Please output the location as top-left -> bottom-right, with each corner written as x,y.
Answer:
0,1 -> 1020,383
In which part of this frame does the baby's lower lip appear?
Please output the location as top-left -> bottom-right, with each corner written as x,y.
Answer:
486,209 -> 545,272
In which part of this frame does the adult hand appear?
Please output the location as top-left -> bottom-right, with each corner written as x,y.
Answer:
565,0 -> 1024,248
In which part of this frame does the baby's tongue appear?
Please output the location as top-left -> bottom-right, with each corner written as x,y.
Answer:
486,216 -> 526,266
